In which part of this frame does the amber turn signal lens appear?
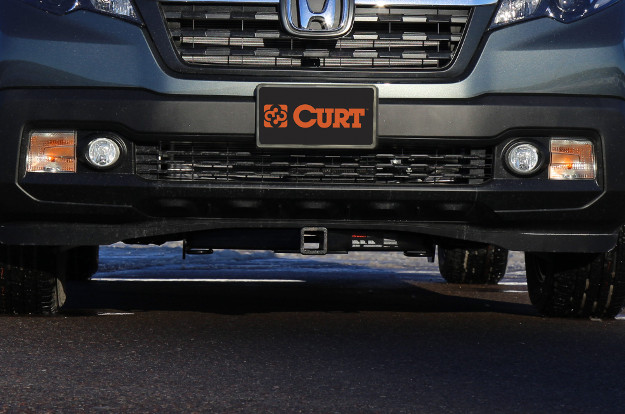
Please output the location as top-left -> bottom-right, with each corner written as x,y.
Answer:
26,131 -> 76,173
549,139 -> 595,180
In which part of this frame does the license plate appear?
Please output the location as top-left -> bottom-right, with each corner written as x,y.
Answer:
256,85 -> 377,149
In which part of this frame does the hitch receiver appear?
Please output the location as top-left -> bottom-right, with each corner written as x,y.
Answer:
301,227 -> 328,255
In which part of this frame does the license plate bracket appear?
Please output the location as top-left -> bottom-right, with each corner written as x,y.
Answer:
256,85 -> 377,149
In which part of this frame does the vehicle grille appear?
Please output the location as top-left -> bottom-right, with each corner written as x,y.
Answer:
135,141 -> 492,185
160,2 -> 470,70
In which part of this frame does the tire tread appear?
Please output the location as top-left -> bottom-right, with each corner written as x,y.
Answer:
526,229 -> 625,318
439,245 -> 508,284
0,265 -> 59,315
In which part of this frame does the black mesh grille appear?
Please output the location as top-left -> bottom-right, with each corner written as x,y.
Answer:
160,2 -> 470,70
136,141 -> 492,185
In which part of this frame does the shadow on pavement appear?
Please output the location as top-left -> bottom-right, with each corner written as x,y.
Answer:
62,276 -> 536,317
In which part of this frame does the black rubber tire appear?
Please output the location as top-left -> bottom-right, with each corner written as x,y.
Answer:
65,246 -> 99,282
0,265 -> 64,315
438,245 -> 509,284
525,230 -> 625,319
0,246 -> 66,315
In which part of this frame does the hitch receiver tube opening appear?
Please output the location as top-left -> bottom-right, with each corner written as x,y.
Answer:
301,227 -> 328,255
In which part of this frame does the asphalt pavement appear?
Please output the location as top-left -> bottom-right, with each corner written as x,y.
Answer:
0,258 -> 624,413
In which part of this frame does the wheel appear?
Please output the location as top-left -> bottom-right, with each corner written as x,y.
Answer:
525,231 -> 625,318
65,246 -> 99,281
0,246 -> 66,315
438,244 -> 508,284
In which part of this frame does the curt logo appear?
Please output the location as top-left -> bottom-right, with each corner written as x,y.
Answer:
263,104 -> 366,129
293,104 -> 365,129
263,104 -> 289,128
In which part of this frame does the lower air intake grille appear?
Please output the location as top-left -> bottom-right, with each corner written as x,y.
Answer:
160,2 -> 470,70
136,141 -> 492,185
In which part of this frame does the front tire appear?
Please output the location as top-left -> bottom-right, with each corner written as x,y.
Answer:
438,245 -> 509,284
0,246 -> 66,315
526,230 -> 625,318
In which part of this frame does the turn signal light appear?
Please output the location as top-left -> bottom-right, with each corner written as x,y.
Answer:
26,131 -> 76,173
549,139 -> 595,180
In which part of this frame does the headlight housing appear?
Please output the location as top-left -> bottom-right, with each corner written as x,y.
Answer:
19,0 -> 140,24
491,0 -> 620,28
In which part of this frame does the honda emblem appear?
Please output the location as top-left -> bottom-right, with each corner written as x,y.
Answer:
281,0 -> 355,38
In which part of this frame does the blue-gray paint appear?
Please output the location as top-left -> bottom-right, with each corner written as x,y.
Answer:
0,0 -> 623,99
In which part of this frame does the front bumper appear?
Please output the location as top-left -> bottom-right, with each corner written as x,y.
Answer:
2,0 -> 625,251
1,88 -> 624,252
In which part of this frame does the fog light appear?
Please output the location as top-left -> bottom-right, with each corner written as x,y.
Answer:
549,139 -> 596,180
505,142 -> 541,176
26,131 -> 76,173
86,137 -> 121,169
